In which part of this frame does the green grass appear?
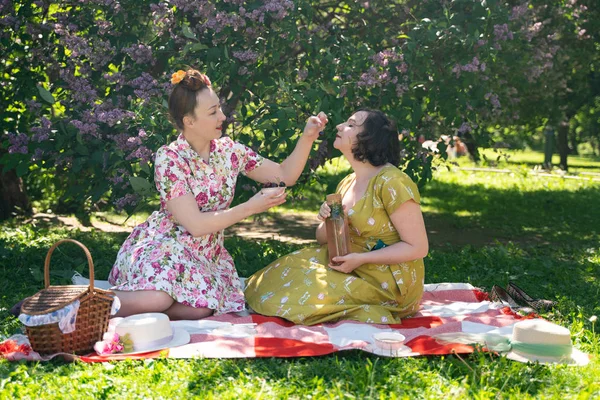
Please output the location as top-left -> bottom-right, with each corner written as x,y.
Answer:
1,150 -> 599,399
459,148 -> 600,173
421,168 -> 600,245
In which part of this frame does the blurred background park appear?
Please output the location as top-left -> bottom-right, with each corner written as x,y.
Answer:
1,1 -> 599,398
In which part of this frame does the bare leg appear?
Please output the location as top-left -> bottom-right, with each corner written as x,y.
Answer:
164,302 -> 214,320
112,290 -> 174,317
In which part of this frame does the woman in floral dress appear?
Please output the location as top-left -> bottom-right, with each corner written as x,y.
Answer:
109,69 -> 327,319
245,110 -> 429,325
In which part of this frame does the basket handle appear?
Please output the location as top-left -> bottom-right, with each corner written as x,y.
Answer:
44,239 -> 94,291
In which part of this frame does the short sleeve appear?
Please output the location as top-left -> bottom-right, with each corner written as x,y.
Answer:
335,174 -> 355,195
379,171 -> 421,216
154,146 -> 192,202
232,141 -> 264,175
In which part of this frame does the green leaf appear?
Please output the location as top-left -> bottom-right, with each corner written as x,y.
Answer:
75,145 -> 89,155
37,85 -> 55,104
183,42 -> 208,54
91,182 -> 109,202
182,25 -> 196,40
140,162 -> 150,174
129,176 -> 154,195
16,161 -> 29,177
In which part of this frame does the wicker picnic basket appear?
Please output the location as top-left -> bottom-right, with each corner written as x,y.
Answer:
20,239 -> 115,355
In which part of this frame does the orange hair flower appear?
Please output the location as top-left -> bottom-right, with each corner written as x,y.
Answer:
171,70 -> 187,85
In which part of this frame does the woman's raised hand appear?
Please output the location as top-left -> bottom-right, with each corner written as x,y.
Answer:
303,111 -> 328,142
246,187 -> 287,215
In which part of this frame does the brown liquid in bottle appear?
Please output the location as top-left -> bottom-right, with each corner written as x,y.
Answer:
325,193 -> 351,266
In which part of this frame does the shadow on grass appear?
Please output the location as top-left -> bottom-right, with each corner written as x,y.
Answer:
421,178 -> 600,247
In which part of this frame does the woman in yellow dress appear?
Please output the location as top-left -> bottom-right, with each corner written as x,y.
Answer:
245,109 -> 429,325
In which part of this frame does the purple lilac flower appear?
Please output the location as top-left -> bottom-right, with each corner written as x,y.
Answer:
32,148 -> 44,162
129,73 -> 162,103
31,117 -> 52,142
372,50 -> 403,67
0,15 -> 18,29
123,44 -> 155,65
26,100 -> 42,112
1,0 -> 14,13
96,19 -> 113,35
60,70 -> 98,103
493,24 -> 513,41
308,139 -> 330,170
395,83 -> 408,97
104,72 -> 126,91
7,133 -> 29,154
70,120 -> 100,137
113,168 -> 131,182
524,22 -> 543,42
206,11 -> 246,33
90,39 -> 116,67
458,122 -> 472,134
126,146 -> 154,163
114,193 -> 139,210
297,69 -> 308,81
484,92 -> 501,109
94,107 -> 135,127
61,34 -> 92,58
108,175 -> 124,185
112,133 -> 141,152
233,50 -> 259,63
510,3 -> 529,20
150,2 -> 175,34
454,57 -> 487,77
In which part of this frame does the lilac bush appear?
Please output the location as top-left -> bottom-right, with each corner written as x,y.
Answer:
0,0 -> 598,215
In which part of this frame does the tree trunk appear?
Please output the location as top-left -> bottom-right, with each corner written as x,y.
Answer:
543,126 -> 555,170
557,120 -> 569,171
0,166 -> 32,220
568,129 -> 579,155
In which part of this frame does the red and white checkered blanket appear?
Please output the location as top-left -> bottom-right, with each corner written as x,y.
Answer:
1,283 -> 528,362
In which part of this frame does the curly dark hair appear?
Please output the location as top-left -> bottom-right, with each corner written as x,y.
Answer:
351,109 -> 401,166
168,69 -> 211,130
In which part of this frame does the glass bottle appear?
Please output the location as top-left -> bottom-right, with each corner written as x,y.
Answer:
325,193 -> 351,266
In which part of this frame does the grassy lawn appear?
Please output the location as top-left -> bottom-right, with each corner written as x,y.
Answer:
462,148 -> 600,173
1,150 -> 599,398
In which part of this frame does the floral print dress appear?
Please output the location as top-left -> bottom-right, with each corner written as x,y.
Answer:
109,134 -> 263,314
245,165 -> 425,325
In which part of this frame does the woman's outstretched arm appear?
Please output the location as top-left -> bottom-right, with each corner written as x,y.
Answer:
167,189 -> 286,237
245,112 -> 327,186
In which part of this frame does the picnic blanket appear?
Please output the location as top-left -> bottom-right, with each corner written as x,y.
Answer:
1,283 -> 531,362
